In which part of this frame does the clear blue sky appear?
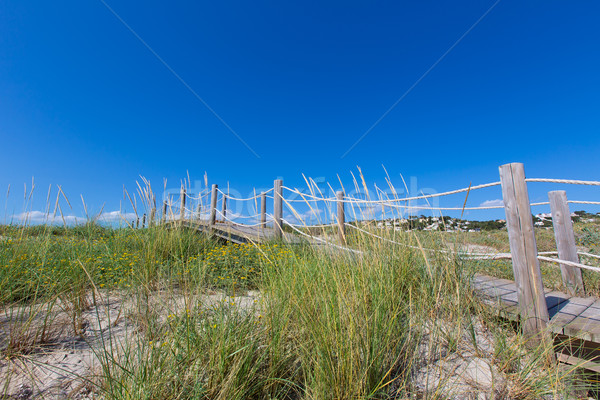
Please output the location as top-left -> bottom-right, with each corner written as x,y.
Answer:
1,1 -> 599,224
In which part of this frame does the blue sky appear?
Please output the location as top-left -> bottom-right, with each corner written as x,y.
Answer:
1,1 -> 599,224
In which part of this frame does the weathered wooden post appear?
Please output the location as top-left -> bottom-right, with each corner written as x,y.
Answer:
549,190 -> 584,295
135,217 -> 139,229
222,192 -> 227,223
260,192 -> 267,229
142,213 -> 146,229
179,186 -> 186,224
209,184 -> 218,228
149,195 -> 156,227
274,179 -> 283,239
337,190 -> 346,244
162,200 -> 167,224
499,162 -> 550,344
196,202 -> 202,222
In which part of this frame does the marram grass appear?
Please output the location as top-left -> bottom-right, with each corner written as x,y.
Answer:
0,223 -> 596,399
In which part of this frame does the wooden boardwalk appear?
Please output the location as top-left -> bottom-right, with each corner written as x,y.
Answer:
473,274 -> 600,342
473,273 -> 600,371
167,220 -> 305,245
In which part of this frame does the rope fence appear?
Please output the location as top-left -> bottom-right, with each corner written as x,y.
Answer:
526,178 -> 600,186
537,255 -> 600,274
282,218 -> 363,254
149,163 -> 599,343
157,164 -> 599,302
217,187 -> 273,201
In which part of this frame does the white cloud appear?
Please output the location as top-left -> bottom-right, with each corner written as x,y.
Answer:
479,199 -> 504,208
302,208 -> 323,218
98,211 -> 138,222
400,206 -> 424,215
282,213 -> 299,224
15,211 -> 82,225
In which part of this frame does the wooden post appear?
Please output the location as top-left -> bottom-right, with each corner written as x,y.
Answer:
337,190 -> 346,244
549,190 -> 584,295
209,184 -> 218,228
135,217 -> 139,229
499,163 -> 550,343
162,200 -> 167,224
149,195 -> 156,227
142,213 -> 146,229
222,193 -> 227,223
179,186 -> 186,224
196,203 -> 202,222
260,192 -> 267,228
274,179 -> 283,239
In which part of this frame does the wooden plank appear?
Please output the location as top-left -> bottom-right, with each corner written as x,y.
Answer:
499,290 -> 519,305
499,162 -> 550,344
472,274 -> 499,284
472,274 -> 515,291
273,179 -> 283,240
556,353 -> 600,374
554,334 -> 600,371
544,291 -> 571,315
337,191 -> 345,244
564,300 -> 600,342
476,277 -> 516,289
470,275 -> 590,335
477,285 -> 515,299
478,295 -> 520,320
549,190 -> 585,295
162,200 -> 167,224
550,297 -> 595,334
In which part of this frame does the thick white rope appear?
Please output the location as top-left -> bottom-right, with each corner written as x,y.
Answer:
215,209 -> 263,227
578,251 -> 600,260
463,253 -> 513,260
217,188 -> 273,201
284,182 -> 501,205
284,182 -> 501,204
185,191 -> 210,201
275,196 -> 596,211
345,182 -> 502,204
275,199 -> 577,211
521,200 -> 600,206
345,223 -> 446,253
283,181 -> 598,210
281,186 -> 337,201
526,178 -> 600,186
281,197 -> 330,203
286,221 -> 337,229
281,219 -> 363,254
215,212 -> 262,220
358,203 -> 505,211
214,209 -> 265,227
537,256 -> 600,274
223,220 -> 265,228
345,224 -> 561,259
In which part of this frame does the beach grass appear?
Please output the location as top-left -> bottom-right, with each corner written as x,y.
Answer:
1,219 -> 596,398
